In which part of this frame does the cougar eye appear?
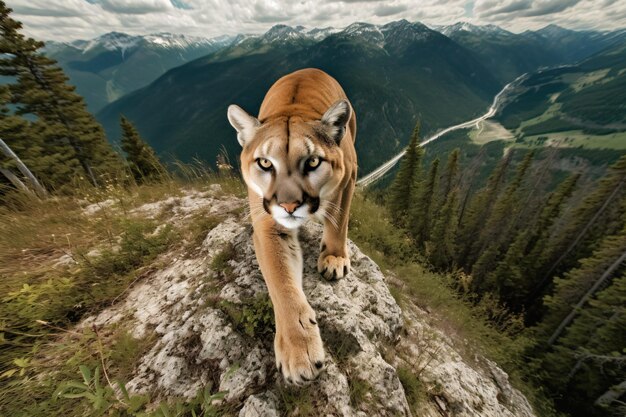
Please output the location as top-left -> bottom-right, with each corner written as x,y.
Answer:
306,156 -> 321,170
257,158 -> 273,171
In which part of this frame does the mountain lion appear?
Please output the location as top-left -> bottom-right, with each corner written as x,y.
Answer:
227,68 -> 357,384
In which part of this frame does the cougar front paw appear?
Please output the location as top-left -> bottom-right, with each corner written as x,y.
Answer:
275,305 -> 325,385
318,252 -> 351,280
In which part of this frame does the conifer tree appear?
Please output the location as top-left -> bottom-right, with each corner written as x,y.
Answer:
439,148 -> 460,203
534,155 -> 626,295
491,172 -> 580,308
0,1 -> 121,187
457,148 -> 486,225
425,149 -> 462,270
455,151 -> 513,269
0,86 -> 77,192
471,151 -> 534,291
536,226 -> 626,344
120,116 -> 165,182
538,272 -> 626,417
389,122 -> 424,226
409,157 -> 439,246
427,187 -> 460,270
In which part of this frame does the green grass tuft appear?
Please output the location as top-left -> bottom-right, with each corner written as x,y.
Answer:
210,243 -> 237,282
347,374 -> 371,408
397,365 -> 424,414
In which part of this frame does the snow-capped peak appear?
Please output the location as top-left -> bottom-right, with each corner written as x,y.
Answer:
439,22 -> 509,37
82,32 -> 141,54
303,26 -> 340,41
68,32 -> 234,55
143,32 -> 225,49
342,22 -> 385,45
344,22 -> 383,36
262,24 -> 306,43
257,24 -> 339,44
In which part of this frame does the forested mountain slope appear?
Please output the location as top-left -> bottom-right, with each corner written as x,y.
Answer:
96,20 -> 501,174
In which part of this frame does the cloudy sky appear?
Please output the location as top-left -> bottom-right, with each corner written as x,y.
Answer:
9,0 -> 626,41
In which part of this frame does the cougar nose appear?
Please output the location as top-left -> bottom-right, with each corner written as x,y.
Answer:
279,201 -> 300,214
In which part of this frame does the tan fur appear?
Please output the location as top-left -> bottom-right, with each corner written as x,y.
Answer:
227,68 -> 357,384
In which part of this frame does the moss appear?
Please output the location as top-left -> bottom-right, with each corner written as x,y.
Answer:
218,295 -> 275,338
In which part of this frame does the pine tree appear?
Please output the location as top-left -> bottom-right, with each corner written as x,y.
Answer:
534,155 -> 626,296
425,149 -> 462,270
491,173 -> 581,309
388,122 -> 424,226
471,151 -> 535,291
409,157 -> 439,246
120,116 -> 165,182
538,272 -> 626,417
439,148 -> 460,203
0,1 -> 121,187
456,151 -> 513,269
536,226 -> 626,345
0,86 -> 76,193
426,186 -> 460,270
457,148 -> 486,225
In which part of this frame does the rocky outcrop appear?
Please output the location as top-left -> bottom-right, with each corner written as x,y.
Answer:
82,189 -> 537,417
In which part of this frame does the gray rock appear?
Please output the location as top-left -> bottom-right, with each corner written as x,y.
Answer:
239,392 -> 280,417
81,193 -> 537,417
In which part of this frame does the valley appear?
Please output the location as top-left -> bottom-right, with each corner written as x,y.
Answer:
39,21 -> 626,179
94,21 -> 502,174
360,39 -> 626,187
358,72 -> 527,186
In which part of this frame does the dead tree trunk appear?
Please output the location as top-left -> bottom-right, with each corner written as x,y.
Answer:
547,250 -> 626,345
0,166 -> 33,195
0,137 -> 47,197
595,380 -> 626,409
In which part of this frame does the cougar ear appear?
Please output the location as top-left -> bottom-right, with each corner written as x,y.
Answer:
321,99 -> 351,144
227,104 -> 260,147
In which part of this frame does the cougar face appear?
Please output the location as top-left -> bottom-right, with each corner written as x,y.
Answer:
229,101 -> 350,229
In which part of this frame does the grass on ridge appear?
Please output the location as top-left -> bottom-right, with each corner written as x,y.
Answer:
0,172 -> 245,416
348,192 -> 558,417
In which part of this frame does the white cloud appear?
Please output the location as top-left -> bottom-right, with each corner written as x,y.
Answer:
374,4 -> 409,17
7,0 -> 626,42
98,0 -> 173,14
474,0 -> 581,18
474,0 -> 626,31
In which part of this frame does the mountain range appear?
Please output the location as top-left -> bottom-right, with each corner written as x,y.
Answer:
95,20 -> 502,173
45,32 -> 234,111
44,20 -> 626,174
